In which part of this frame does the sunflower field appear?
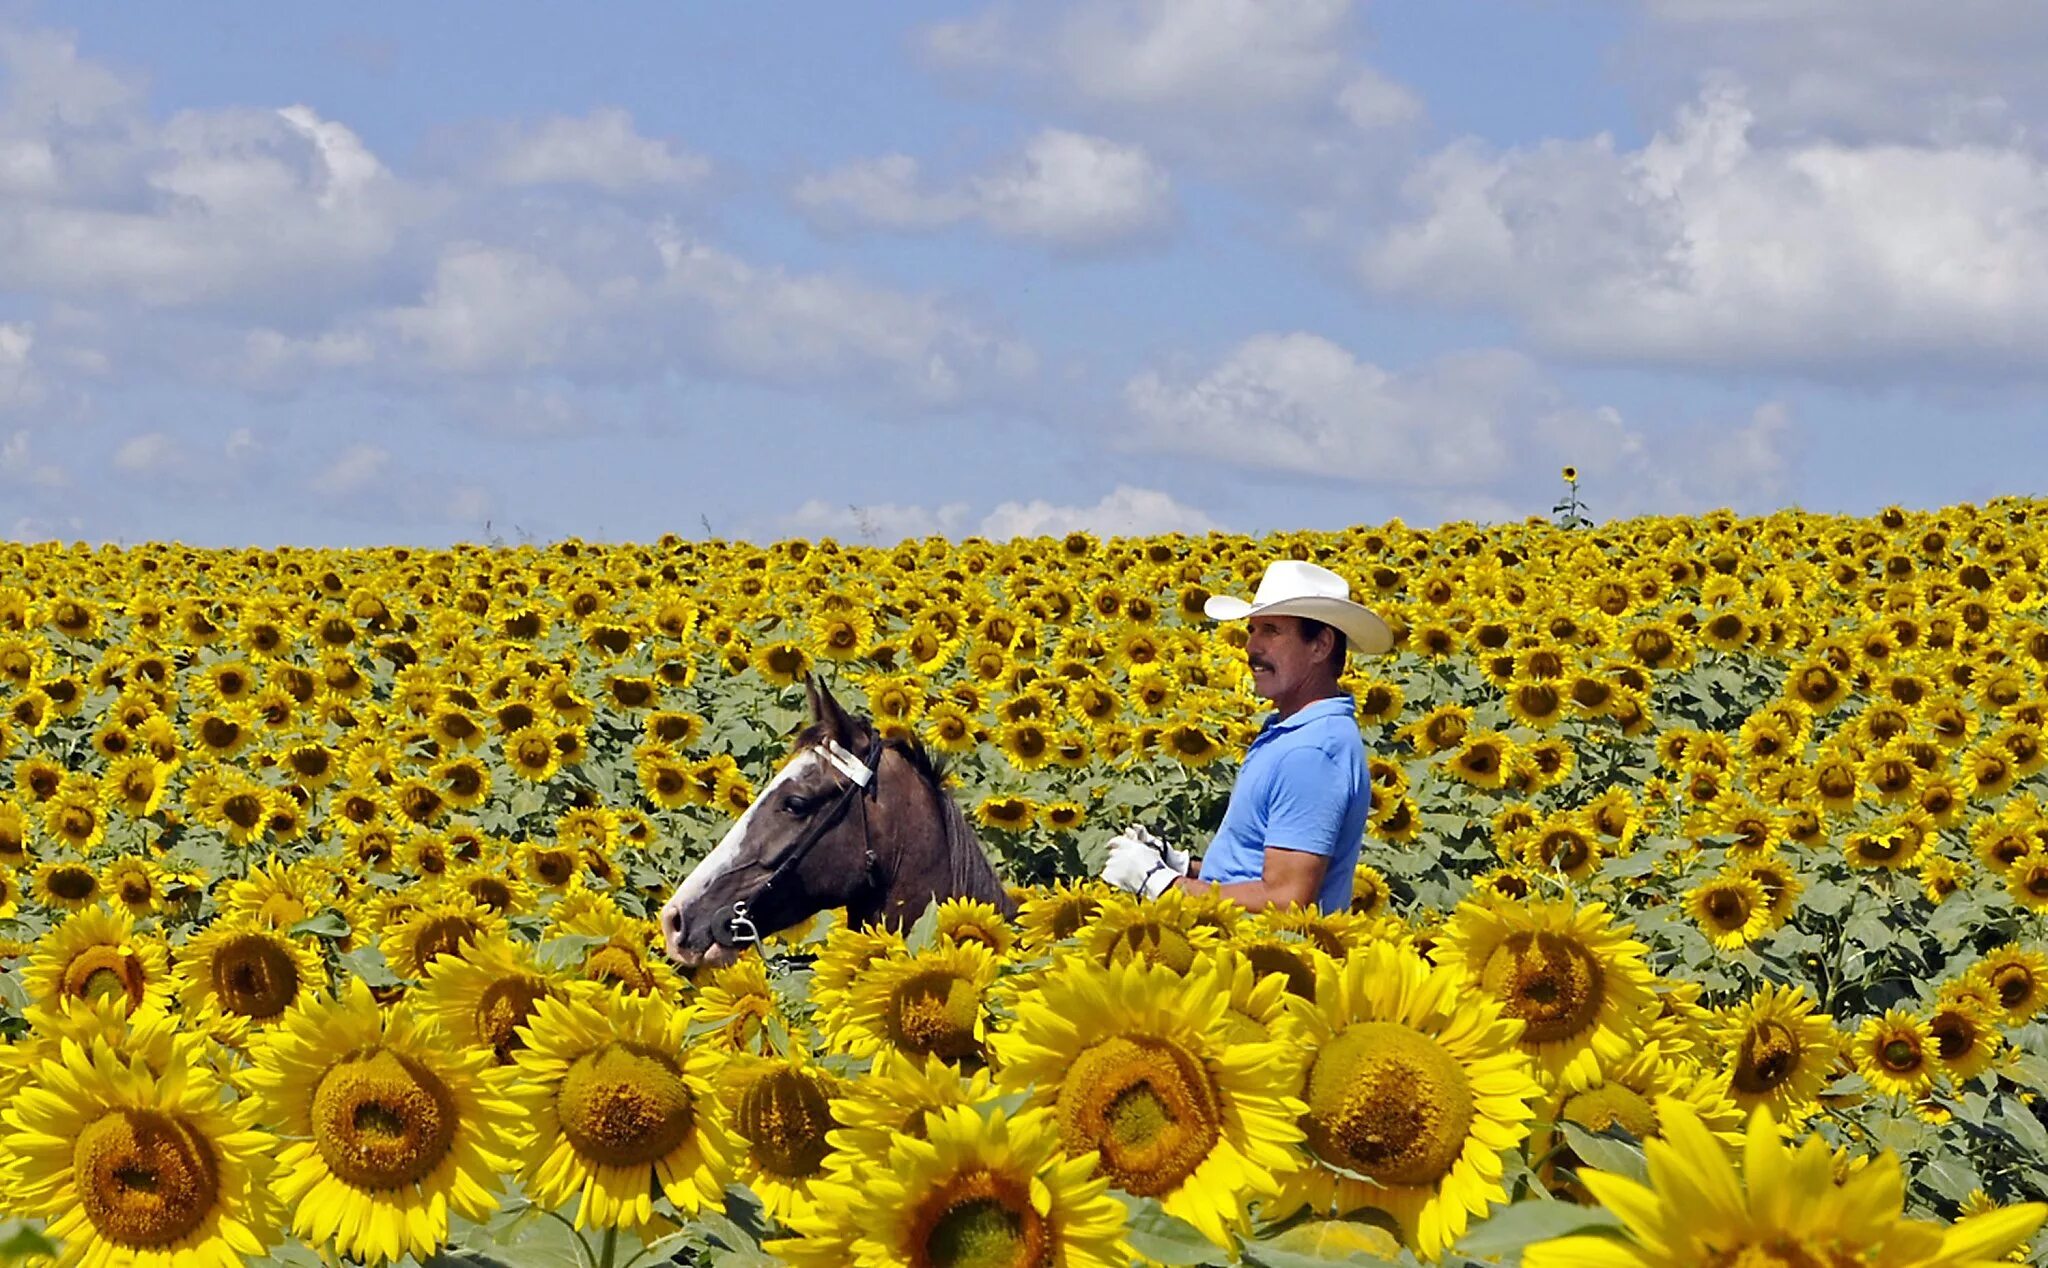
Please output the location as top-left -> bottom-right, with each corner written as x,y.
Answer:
4,500 -> 2048,1267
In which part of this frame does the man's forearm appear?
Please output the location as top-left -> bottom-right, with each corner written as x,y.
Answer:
1164,853 -> 1324,912
1164,873 -> 1298,911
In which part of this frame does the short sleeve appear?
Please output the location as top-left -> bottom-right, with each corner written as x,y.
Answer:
1262,744 -> 1358,859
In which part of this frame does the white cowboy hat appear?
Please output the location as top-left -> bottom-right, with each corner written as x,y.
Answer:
1203,560 -> 1393,656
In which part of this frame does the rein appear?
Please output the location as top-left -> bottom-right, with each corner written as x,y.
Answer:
710,730 -> 884,948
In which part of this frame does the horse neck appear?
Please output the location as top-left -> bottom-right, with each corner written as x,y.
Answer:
861,756 -> 1017,928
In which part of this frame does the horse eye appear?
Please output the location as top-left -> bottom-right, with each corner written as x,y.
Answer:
783,795 -> 816,817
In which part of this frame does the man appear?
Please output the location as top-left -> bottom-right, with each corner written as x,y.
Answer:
1100,560 -> 1391,913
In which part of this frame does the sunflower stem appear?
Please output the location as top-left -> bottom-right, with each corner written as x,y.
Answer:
598,1224 -> 619,1268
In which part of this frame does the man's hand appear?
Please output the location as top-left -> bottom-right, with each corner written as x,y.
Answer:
1101,824 -> 1186,899
1127,824 -> 1191,878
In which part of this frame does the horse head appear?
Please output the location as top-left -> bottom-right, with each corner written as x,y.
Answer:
659,674 -> 898,969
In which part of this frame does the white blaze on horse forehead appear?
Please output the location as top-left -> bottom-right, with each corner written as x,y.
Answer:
667,749 -> 820,918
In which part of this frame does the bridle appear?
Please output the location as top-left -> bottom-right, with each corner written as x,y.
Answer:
709,729 -> 886,949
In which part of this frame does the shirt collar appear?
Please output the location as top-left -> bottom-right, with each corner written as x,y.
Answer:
1259,694 -> 1354,735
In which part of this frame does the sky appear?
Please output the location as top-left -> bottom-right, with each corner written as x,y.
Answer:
2,0 -> 2046,547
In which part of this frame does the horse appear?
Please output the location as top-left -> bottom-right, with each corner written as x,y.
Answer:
658,674 -> 1017,969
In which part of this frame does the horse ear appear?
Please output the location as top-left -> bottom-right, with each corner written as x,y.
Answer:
805,671 -> 856,745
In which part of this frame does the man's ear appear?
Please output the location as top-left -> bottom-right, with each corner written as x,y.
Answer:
1314,625 -> 1341,670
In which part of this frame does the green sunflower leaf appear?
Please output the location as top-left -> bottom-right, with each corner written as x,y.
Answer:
1452,1197 -> 1623,1257
287,909 -> 351,939
1116,1194 -> 1226,1265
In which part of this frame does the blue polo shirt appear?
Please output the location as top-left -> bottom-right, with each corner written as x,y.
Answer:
1200,695 -> 1369,913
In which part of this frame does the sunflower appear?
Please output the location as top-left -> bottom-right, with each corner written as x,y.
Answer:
378,890 -> 502,980
922,701 -> 979,754
822,1050 -> 998,1177
417,933 -> 563,1063
752,639 -> 813,687
1434,895 -> 1657,1092
1227,928 -> 1327,1001
22,904 -> 174,1017
16,752 -> 64,801
497,986 -> 738,1230
1527,1043 -> 1744,1199
241,978 -> 521,1265
692,955 -> 781,1053
503,723 -> 562,782
931,896 -> 1016,956
1684,873 -> 1773,950
1920,854 -> 1969,904
175,917 -> 327,1041
1270,942 -> 1541,1260
1712,982 -> 1839,1124
3,1033 -> 280,1266
1506,679 -> 1568,729
522,839 -> 583,890
808,922 -> 911,1033
1524,1101 -> 2046,1268
2006,848 -> 2048,912
973,793 -> 1037,833
0,796 -> 28,865
994,720 -> 1053,773
1188,946 -> 1301,1045
992,956 -> 1304,1248
1730,854 -> 1803,927
775,1103 -> 1131,1268
1852,1009 -> 1939,1099
101,864 -> 169,921
1015,879 -> 1107,951
555,903 -> 686,998
43,787 -> 107,852
221,856 -> 337,929
833,940 -> 999,1063
1404,703 -> 1472,755
1968,943 -> 2048,1024
32,857 -> 102,911
717,1046 -> 848,1224
1080,889 -> 1224,975
1349,863 -> 1393,917
1926,996 -> 2002,1083
1444,731 -> 1515,789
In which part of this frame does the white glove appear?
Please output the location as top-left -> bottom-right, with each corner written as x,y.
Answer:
1101,824 -> 1187,899
1128,824 -> 1191,878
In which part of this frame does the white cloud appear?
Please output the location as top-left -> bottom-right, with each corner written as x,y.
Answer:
1361,83 -> 2048,373
794,155 -> 968,232
383,245 -> 590,374
0,21 -> 1027,419
648,232 -> 1038,405
0,429 -> 65,489
106,424 -> 266,487
980,485 -> 1220,539
111,432 -> 176,474
305,441 -> 492,530
309,444 -> 389,498
483,108 -> 710,193
0,37 -> 412,311
1125,334 -> 1522,486
919,0 -> 1419,179
775,485 -> 1221,543
795,129 -> 1172,250
0,323 -> 39,411
1627,1 -> 2048,145
1123,331 -> 1796,518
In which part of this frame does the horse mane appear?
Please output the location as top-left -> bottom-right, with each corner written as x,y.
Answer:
796,717 -> 1017,917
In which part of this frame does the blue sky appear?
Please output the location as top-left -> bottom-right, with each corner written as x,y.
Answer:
2,0 -> 2045,546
